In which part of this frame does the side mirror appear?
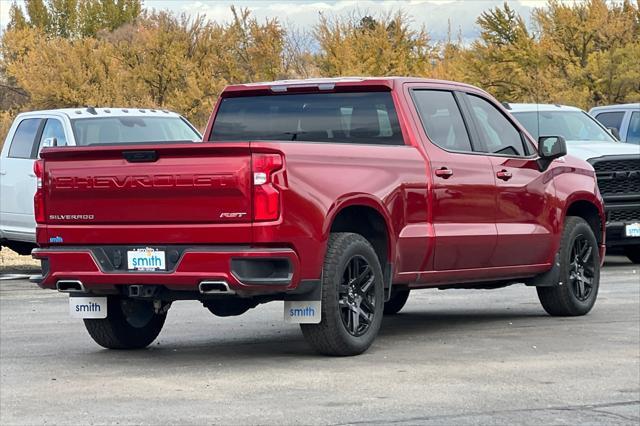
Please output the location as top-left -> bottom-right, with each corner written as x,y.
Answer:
537,135 -> 567,171
42,137 -> 58,148
607,127 -> 621,140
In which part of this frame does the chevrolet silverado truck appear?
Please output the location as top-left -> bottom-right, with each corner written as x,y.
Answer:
0,107 -> 202,255
32,78 -> 605,356
508,104 -> 640,264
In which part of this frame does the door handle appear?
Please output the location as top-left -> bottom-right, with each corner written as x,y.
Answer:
435,167 -> 453,178
28,173 -> 36,178
496,169 -> 513,181
0,170 -> 6,175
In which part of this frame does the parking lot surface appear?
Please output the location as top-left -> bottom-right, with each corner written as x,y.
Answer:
1,257 -> 639,425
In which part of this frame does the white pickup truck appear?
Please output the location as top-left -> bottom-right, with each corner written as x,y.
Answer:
0,107 -> 202,254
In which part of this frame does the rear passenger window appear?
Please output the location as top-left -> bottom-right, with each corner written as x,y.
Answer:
210,92 -> 404,145
467,95 -> 527,156
594,112 -> 624,132
411,90 -> 472,152
8,119 -> 41,159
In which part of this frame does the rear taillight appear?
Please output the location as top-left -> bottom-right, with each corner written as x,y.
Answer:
252,153 -> 283,221
34,160 -> 45,223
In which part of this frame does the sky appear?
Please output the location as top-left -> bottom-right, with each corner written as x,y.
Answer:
0,0 -> 573,41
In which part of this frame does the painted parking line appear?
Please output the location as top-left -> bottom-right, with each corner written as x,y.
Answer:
0,274 -> 30,281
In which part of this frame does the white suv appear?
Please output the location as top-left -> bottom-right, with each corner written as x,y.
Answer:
507,103 -> 640,263
0,108 -> 201,255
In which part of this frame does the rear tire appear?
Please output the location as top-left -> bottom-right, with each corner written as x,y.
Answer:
84,296 -> 166,349
384,288 -> 410,315
624,245 -> 640,264
537,216 -> 600,316
301,233 -> 384,356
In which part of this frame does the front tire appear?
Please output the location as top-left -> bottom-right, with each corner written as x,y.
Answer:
537,216 -> 600,316
301,233 -> 384,356
84,296 -> 167,349
624,246 -> 640,264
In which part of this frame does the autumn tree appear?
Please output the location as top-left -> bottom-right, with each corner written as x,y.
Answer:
314,11 -> 434,76
464,2 -> 555,103
2,27 -> 129,108
534,0 -> 640,106
429,21 -> 467,82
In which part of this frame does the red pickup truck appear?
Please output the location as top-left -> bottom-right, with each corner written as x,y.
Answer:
32,78 -> 605,356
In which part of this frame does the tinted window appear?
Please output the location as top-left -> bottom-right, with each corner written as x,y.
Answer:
628,112 -> 640,144
594,111 -> 624,132
512,111 -> 616,143
412,90 -> 472,152
468,95 -> 526,156
210,92 -> 404,145
8,119 -> 41,159
40,119 -> 67,149
71,117 -> 200,146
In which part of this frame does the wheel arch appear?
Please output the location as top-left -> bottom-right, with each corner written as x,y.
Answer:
563,194 -> 605,247
324,196 -> 396,298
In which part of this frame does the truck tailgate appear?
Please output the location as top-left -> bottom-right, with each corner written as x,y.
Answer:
41,143 -> 252,226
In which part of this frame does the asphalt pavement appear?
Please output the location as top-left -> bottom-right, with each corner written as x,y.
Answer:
1,256 -> 638,425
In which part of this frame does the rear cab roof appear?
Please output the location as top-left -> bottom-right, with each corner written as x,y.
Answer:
221,77 -> 486,96
16,108 -> 184,121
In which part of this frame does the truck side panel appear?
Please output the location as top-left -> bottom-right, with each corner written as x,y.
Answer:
250,141 -> 430,282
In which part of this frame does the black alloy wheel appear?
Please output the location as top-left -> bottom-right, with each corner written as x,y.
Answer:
569,234 -> 596,302
338,255 -> 377,337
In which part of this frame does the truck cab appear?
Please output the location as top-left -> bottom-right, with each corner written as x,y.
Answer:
0,108 -> 201,254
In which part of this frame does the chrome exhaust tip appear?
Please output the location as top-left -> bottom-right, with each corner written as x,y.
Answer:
198,281 -> 235,295
56,280 -> 86,293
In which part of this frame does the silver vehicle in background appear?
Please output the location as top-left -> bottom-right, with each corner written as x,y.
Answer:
589,103 -> 640,144
0,107 -> 202,255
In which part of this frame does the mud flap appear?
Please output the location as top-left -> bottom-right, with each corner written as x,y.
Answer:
69,295 -> 107,319
283,279 -> 322,324
384,263 -> 393,302
525,252 -> 561,287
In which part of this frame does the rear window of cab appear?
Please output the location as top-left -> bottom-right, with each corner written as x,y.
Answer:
210,92 -> 405,145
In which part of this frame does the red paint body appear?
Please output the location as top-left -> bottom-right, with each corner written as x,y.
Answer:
33,78 -> 606,294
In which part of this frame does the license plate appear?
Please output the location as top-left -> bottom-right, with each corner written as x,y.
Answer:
70,296 -> 107,319
625,223 -> 640,237
127,248 -> 166,271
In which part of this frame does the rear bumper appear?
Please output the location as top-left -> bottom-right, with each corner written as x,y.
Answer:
32,246 -> 303,296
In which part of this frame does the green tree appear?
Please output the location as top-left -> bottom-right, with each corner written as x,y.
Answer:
78,0 -> 142,37
47,0 -> 79,38
7,2 -> 28,30
25,0 -> 51,30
